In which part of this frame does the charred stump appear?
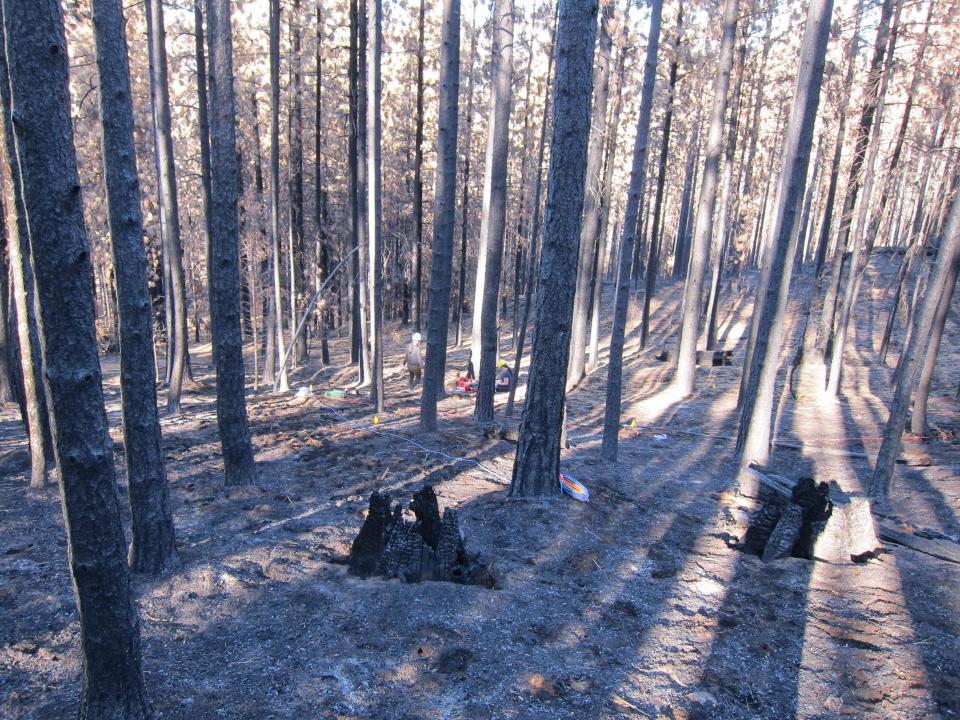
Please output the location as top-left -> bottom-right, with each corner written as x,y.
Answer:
349,486 -> 495,587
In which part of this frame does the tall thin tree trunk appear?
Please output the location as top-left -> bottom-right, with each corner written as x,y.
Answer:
269,0 -> 289,391
315,0 -> 331,365
600,0 -> 663,462
454,8 -> 478,349
511,0 -> 598,495
412,0 -> 426,332
205,0 -> 257,485
0,22 -> 52,489
672,0 -> 739,396
420,0 -> 462,432
871,175 -> 960,499
736,0 -> 834,465
640,7 -> 682,350
567,0 -> 614,389
472,0 -> 513,425
672,123 -> 700,280
92,0 -> 179,574
289,1 -> 306,365
145,0 -> 190,414
704,34 -> 746,350
506,8 -> 557,418
588,31 -> 629,371
825,0 -> 901,396
367,0 -> 384,412
3,1 -> 149,714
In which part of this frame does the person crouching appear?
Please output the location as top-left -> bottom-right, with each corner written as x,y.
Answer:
404,332 -> 423,388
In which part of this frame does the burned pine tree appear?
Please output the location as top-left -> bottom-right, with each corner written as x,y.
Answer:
205,0 -> 257,486
4,0 -> 150,715
420,0 -> 462,432
92,0 -> 180,573
511,0 -> 598,495
601,0 -> 663,462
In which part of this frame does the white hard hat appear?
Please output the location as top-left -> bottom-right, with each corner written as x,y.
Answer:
412,332 -> 422,344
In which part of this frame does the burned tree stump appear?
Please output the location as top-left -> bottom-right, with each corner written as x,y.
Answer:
762,505 -> 804,562
348,486 -> 495,587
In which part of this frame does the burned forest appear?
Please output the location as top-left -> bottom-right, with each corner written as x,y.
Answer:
2,0 -> 960,718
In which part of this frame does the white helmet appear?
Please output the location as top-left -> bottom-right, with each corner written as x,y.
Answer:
412,332 -> 422,344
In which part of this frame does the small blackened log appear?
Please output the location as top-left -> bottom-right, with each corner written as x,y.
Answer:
762,504 -> 804,562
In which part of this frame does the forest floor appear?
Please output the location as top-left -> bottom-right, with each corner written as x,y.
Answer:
1,253 -> 959,720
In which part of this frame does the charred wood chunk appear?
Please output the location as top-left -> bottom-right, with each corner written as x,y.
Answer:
411,485 -> 442,550
349,492 -> 394,577
790,477 -> 832,558
743,501 -> 784,556
762,504 -> 804,563
437,508 -> 465,580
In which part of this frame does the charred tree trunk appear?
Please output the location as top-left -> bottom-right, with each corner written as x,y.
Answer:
419,0 -> 461,432
640,9 -> 681,350
3,0 -> 149,714
269,0 -> 289,390
511,0 -> 598,495
567,0 -> 614,389
0,20 -> 52,489
367,0 -> 384,412
872,177 -> 960,499
315,0 -> 331,365
412,0 -> 426,332
453,11 -> 478,349
205,0 -> 257,485
289,2 -> 306,365
145,0 -> 190,414
736,0 -> 834,465
92,0 -> 179,574
672,0 -> 739,396
472,0 -> 513,425
600,0 -> 663,462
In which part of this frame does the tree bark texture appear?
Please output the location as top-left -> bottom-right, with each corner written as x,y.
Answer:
3,0 -> 150,715
600,0 -> 663,462
420,0 -> 461,432
0,16 -> 52,489
145,0 -> 190,414
567,0 -> 614,389
672,0 -> 739,396
511,0 -> 598,495
269,0 -> 289,390
205,0 -> 257,485
367,0 -> 385,412
92,0 -> 179,574
472,0 -> 513,425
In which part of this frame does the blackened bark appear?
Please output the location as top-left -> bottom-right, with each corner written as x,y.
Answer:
194,0 -> 213,275
420,0 -> 462,432
736,0 -> 834,466
640,10 -> 682,349
454,11 -> 478,348
673,0 -> 739,396
92,0 -> 179,574
511,0 -> 598,495
567,0 -> 614,389
145,0 -> 190,414
269,0 -> 289,391
289,1 -> 306,364
315,0 -> 331,365
672,123 -> 699,280
412,0 -> 426,332
3,0 -> 149,715
367,0 -> 384,412
600,0 -> 662,461
472,0 -> 513,425
506,9 -> 557,419
0,210 -> 14,405
0,20 -> 52,489
205,0 -> 257,485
